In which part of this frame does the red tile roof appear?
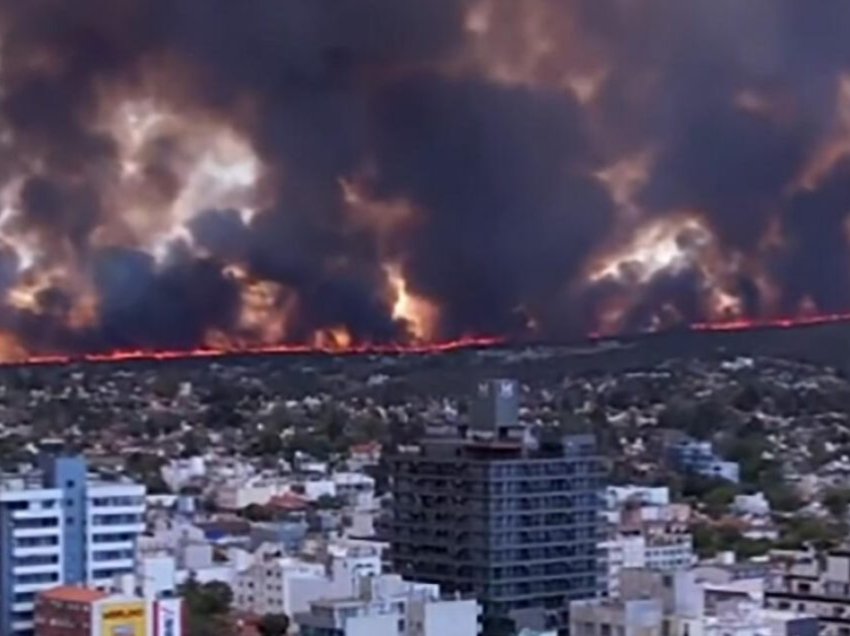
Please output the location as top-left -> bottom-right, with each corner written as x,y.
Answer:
40,586 -> 109,604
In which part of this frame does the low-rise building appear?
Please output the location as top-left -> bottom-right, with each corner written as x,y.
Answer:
233,540 -> 382,618
573,568 -> 816,636
295,574 -> 480,636
667,439 -> 740,483
601,487 -> 694,596
766,549 -> 850,636
215,477 -> 288,510
33,585 -> 183,636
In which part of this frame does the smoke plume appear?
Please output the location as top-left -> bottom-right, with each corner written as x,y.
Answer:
0,0 -> 849,357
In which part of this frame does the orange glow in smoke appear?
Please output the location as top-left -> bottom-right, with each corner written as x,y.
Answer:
385,263 -> 439,341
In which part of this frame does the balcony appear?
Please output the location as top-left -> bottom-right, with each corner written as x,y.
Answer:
12,526 -> 61,539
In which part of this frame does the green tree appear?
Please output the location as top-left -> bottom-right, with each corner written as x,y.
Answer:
823,487 -> 850,519
765,482 -> 803,512
182,579 -> 235,636
315,494 -> 346,510
257,613 -> 290,636
253,428 -> 284,456
778,517 -> 846,551
703,484 -> 738,519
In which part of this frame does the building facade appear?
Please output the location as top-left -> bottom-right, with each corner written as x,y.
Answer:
572,568 -> 817,636
0,480 -> 64,636
34,584 -> 183,636
667,439 -> 740,483
387,379 -> 606,634
295,573 -> 480,636
766,549 -> 850,636
233,540 -> 382,618
0,454 -> 146,636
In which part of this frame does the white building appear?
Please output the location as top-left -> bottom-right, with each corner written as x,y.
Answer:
606,486 -> 670,510
234,552 -> 327,617
602,531 -> 694,597
766,549 -> 850,636
332,472 -> 376,508
0,455 -> 146,636
85,481 -> 146,588
160,456 -> 206,492
295,574 -> 480,636
0,479 -> 64,636
303,478 -> 337,502
572,568 -> 816,636
215,476 -> 288,510
233,540 -> 383,618
138,521 -> 238,587
732,493 -> 771,517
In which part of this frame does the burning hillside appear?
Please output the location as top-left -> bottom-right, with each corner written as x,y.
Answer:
0,2 -> 849,360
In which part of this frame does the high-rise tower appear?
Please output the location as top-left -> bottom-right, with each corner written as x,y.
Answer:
387,380 -> 605,635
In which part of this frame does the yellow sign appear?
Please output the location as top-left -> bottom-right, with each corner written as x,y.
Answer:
100,601 -> 147,636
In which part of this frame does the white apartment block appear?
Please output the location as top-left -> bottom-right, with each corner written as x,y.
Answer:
0,454 -> 146,636
572,568 -> 816,636
215,477 -> 287,510
233,541 -> 383,617
0,481 -> 64,636
766,549 -> 850,636
603,531 -> 694,597
295,574 -> 481,636
86,482 -> 146,588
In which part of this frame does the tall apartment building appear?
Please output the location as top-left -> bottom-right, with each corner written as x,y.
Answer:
0,453 -> 146,636
387,379 -> 606,635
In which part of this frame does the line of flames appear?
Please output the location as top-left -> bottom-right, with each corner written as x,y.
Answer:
0,336 -> 505,368
5,311 -> 850,368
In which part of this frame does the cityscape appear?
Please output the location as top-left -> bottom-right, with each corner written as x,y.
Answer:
1,331 -> 850,635
5,2 -> 850,636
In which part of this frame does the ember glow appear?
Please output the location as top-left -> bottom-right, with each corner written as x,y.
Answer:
0,2 -> 850,362
0,336 -> 506,368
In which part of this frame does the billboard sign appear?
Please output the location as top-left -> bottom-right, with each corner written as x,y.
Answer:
100,601 -> 147,636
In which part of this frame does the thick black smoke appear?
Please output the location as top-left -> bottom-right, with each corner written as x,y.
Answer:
0,1 -> 850,353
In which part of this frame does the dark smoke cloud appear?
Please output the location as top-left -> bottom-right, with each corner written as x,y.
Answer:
371,74 -> 613,337
0,1 -> 849,353
92,245 -> 240,350
778,158 -> 850,313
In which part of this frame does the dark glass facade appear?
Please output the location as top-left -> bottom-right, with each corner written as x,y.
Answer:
387,393 -> 606,634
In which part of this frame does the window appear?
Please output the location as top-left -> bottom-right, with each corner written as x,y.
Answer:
15,572 -> 59,585
14,555 -> 59,566
66,480 -> 75,489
